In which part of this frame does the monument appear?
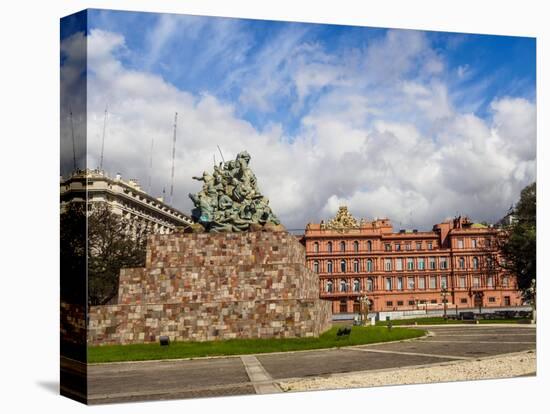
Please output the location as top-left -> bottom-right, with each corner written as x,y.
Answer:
88,151 -> 332,345
188,150 -> 281,232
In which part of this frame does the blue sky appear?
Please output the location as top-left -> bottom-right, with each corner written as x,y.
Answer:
81,9 -> 535,136
61,9 -> 537,230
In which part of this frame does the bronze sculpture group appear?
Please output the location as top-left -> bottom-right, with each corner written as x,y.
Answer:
189,151 -> 281,232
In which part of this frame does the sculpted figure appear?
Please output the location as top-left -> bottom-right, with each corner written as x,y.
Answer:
188,151 -> 281,232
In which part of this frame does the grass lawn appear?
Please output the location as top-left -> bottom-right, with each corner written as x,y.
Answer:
376,317 -> 531,326
88,325 -> 425,363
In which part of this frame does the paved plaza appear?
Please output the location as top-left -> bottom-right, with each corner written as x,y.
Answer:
85,324 -> 536,404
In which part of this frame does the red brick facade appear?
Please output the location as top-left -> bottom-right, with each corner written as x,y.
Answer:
304,207 -> 522,314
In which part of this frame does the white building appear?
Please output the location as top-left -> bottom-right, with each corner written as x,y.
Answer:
60,169 -> 193,234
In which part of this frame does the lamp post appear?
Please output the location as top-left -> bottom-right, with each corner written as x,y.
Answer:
360,294 -> 370,326
440,287 -> 450,320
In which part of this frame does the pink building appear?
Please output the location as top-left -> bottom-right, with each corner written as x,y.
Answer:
303,207 -> 522,315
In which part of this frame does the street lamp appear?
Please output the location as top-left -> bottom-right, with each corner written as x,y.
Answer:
440,287 -> 450,320
360,294 -> 371,326
474,291 -> 484,316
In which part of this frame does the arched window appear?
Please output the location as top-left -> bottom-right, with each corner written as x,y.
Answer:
366,259 -> 373,272
367,240 -> 372,251
340,260 -> 347,272
473,257 -> 479,269
353,279 -> 360,292
459,257 -> 465,269
366,277 -> 373,291
327,241 -> 333,253
340,279 -> 348,292
313,260 -> 319,273
313,242 -> 319,253
327,260 -> 333,273
353,259 -> 359,273
340,241 -> 346,252
326,279 -> 333,293
353,241 -> 359,252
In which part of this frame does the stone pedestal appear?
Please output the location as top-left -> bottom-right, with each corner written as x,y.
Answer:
89,231 -> 332,345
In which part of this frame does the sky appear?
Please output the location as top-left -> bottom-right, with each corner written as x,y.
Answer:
60,9 -> 536,231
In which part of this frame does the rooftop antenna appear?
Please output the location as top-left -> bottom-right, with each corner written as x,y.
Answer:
99,105 -> 108,171
213,153 -> 216,166
148,137 -> 154,194
217,145 -> 225,163
169,112 -> 178,205
69,108 -> 77,172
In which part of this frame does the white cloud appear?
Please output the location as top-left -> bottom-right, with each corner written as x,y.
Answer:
74,28 -> 536,231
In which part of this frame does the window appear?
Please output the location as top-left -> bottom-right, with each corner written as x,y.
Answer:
385,243 -> 392,252
429,276 -> 437,289
502,277 -> 509,287
459,277 -> 466,288
353,279 -> 360,292
441,276 -> 448,289
416,242 -> 422,250
339,299 -> 348,313
459,257 -> 465,269
326,280 -> 333,293
407,258 -> 414,270
353,259 -> 359,273
429,257 -> 436,270
313,260 -> 319,273
489,297 -> 496,303
397,300 -> 404,306
473,257 -> 479,269
408,300 -> 415,306
440,257 -> 448,270
385,277 -> 392,291
366,277 -> 373,291
486,256 -> 493,269
395,243 -> 401,251
397,277 -> 403,290
353,241 -> 359,252
427,242 -> 433,250
487,276 -> 494,287
504,296 -> 511,306
405,243 -> 411,251
473,276 -> 480,288
418,258 -> 425,270
313,242 -> 319,253
327,260 -> 333,273
457,239 -> 464,249
386,301 -> 393,307
340,279 -> 347,292
327,242 -> 333,253
484,238 -> 491,248
340,241 -> 346,252
472,238 -> 477,248
366,259 -> 373,272
396,258 -> 403,271
384,259 -> 392,271
408,277 -> 415,290
367,240 -> 372,251
418,277 -> 426,289
340,260 -> 346,273
430,299 -> 437,304
460,298 -> 468,304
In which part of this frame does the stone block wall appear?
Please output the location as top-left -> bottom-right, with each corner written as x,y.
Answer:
89,231 -> 332,345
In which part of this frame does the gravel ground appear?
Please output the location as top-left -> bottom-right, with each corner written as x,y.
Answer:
278,351 -> 536,392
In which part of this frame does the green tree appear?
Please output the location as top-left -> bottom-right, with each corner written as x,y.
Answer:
498,182 -> 536,303
87,203 -> 150,306
61,202 -> 150,306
